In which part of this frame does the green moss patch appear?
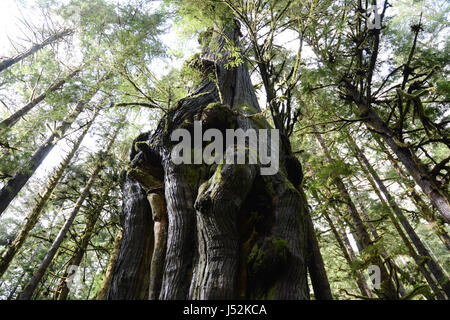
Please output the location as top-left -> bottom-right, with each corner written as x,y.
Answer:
247,237 -> 290,299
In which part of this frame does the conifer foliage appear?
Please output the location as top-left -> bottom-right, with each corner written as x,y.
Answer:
0,0 -> 448,300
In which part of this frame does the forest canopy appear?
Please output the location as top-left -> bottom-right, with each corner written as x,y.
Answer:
0,0 -> 448,300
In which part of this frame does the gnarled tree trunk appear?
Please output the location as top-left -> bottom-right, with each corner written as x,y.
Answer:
107,24 -> 311,300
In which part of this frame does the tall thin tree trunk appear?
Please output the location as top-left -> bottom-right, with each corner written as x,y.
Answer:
353,147 -> 444,299
6,270 -> 26,300
0,82 -> 103,216
342,82 -> 450,223
0,29 -> 73,73
349,181 -> 407,297
303,191 -> 333,299
338,228 -> 374,298
348,134 -> 450,299
53,185 -> 110,300
312,189 -> 372,298
95,230 -> 122,300
18,126 -> 119,300
0,68 -> 81,129
374,136 -> 450,250
315,131 -> 400,299
0,112 -> 96,278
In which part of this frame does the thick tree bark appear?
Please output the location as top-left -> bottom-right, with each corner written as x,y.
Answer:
108,24 -> 310,300
0,29 -> 73,73
18,127 -> 118,299
105,175 -> 154,299
147,192 -> 167,300
0,68 -> 81,129
348,135 -> 450,299
0,113 -> 96,278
